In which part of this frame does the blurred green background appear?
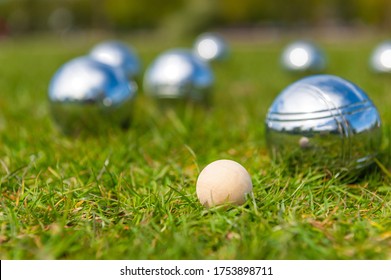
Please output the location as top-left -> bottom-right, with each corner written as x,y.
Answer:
1,0 -> 391,37
1,0 -> 391,260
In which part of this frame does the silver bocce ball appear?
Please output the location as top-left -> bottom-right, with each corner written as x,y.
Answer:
48,56 -> 137,135
370,41 -> 391,73
193,32 -> 229,62
143,49 -> 214,103
89,40 -> 141,81
281,41 -> 325,72
265,74 -> 382,172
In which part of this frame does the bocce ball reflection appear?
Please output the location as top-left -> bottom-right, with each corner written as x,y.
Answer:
193,33 -> 228,62
90,41 -> 141,80
48,56 -> 137,134
281,41 -> 325,72
265,74 -> 381,171
370,41 -> 391,73
143,49 -> 214,101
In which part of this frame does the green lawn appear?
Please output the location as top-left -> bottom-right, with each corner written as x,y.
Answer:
0,33 -> 390,259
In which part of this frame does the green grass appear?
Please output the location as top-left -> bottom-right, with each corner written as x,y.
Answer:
0,32 -> 391,259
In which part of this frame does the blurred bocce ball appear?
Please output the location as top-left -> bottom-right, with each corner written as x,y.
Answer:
196,159 -> 253,208
281,41 -> 326,72
143,49 -> 214,103
89,40 -> 141,81
193,32 -> 229,62
48,56 -> 137,135
370,41 -> 391,73
265,74 -> 381,172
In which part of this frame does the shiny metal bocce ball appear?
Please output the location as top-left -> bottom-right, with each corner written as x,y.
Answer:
281,41 -> 325,72
370,41 -> 391,73
89,40 -> 141,80
48,56 -> 137,135
143,49 -> 214,102
265,74 -> 382,172
193,32 -> 229,62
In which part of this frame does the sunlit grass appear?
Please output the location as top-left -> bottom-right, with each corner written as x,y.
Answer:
0,33 -> 390,259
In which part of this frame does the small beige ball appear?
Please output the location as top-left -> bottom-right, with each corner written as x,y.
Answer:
196,159 -> 253,207
299,136 -> 311,149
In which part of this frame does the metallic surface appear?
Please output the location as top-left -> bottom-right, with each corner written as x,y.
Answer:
193,33 -> 228,62
370,41 -> 391,73
143,49 -> 214,102
48,56 -> 137,135
265,74 -> 381,172
281,41 -> 325,72
90,40 -> 141,80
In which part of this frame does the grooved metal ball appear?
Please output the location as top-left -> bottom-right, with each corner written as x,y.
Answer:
89,40 -> 141,80
48,56 -> 137,135
143,49 -> 214,102
265,74 -> 382,172
281,41 -> 325,72
193,33 -> 228,62
370,41 -> 391,73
